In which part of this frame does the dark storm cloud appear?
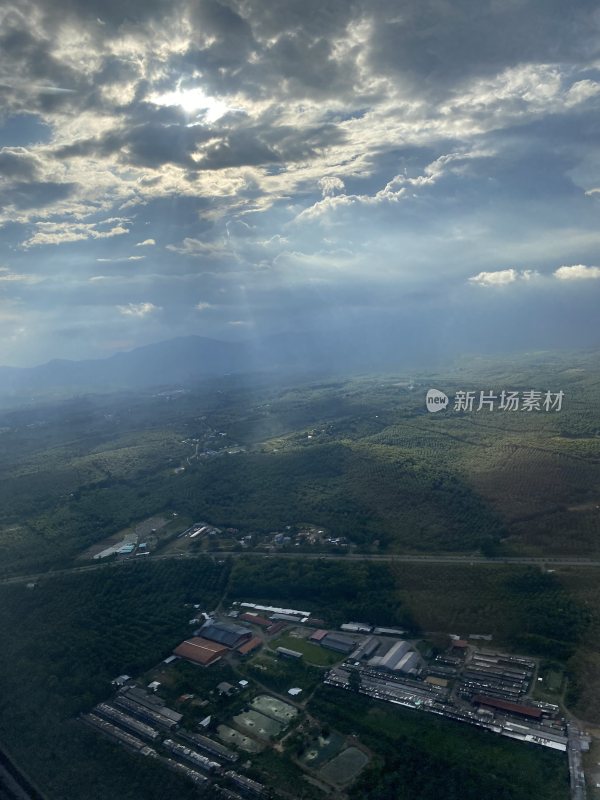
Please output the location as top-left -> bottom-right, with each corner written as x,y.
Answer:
364,0 -> 600,96
3,181 -> 78,210
0,149 -> 40,180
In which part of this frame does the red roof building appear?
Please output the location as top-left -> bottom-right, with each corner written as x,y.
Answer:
472,695 -> 543,720
237,636 -> 263,656
174,637 -> 228,667
266,621 -> 287,635
309,629 -> 329,642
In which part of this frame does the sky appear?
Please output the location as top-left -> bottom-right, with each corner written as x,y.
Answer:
1,0 -> 600,366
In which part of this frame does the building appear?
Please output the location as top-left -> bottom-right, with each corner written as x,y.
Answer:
217,682 -> 235,696
373,627 -> 407,636
174,637 -> 229,667
472,695 -> 544,721
239,612 -> 272,628
266,621 -> 287,636
309,629 -> 329,643
425,676 -> 449,688
369,640 -> 410,670
270,613 -> 304,623
341,622 -> 372,633
237,636 -> 262,657
199,621 -> 253,649
320,632 -> 356,654
276,646 -> 303,660
351,636 -> 379,660
367,640 -> 421,673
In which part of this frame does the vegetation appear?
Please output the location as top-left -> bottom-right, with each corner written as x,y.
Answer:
311,687 -> 569,800
0,352 -> 600,796
0,559 -> 228,800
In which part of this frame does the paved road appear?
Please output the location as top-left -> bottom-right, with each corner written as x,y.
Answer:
1,550 -> 600,586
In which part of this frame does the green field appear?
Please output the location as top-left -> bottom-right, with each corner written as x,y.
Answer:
318,746 -> 369,785
271,633 -> 344,666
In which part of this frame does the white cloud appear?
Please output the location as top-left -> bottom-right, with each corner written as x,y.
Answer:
0,268 -> 43,284
135,239 -> 156,247
96,255 -> 145,262
469,268 -> 518,286
116,302 -> 160,317
195,302 -> 213,311
318,176 -> 345,197
554,264 -> 600,280
468,268 -> 540,286
24,220 -> 130,248
166,238 -> 229,257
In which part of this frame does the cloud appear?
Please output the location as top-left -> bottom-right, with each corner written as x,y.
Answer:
195,302 -> 213,311
116,302 -> 160,317
318,176 -> 345,196
0,268 -> 43,284
468,268 -> 539,286
96,255 -> 145,262
135,238 -> 156,246
24,219 -> 130,248
554,264 -> 600,281
166,237 -> 229,257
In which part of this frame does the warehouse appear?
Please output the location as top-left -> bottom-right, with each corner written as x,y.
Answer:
237,636 -> 262,656
198,620 -> 252,649
174,637 -> 229,667
320,632 -> 355,654
367,640 -> 422,673
239,612 -> 272,628
309,629 -> 329,643
351,636 -> 379,660
472,695 -> 544,721
369,640 -> 411,670
277,646 -> 303,660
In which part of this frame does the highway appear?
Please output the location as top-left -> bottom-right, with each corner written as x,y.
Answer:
2,550 -> 600,586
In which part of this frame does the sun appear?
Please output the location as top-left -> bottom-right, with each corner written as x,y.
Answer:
150,84 -> 230,122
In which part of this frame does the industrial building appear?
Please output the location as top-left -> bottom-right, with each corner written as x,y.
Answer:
276,646 -> 303,660
174,637 -> 229,667
341,622 -> 372,633
472,695 -> 543,721
114,687 -> 183,729
373,627 -> 406,636
309,629 -> 329,643
199,621 -> 253,649
239,613 -> 272,628
82,713 -> 156,756
320,632 -> 355,654
368,640 -> 421,673
351,636 -> 379,661
178,731 -> 238,762
224,770 -> 266,797
95,703 -> 160,741
237,636 -> 262,657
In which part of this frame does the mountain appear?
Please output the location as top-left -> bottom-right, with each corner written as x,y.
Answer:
0,327 -> 449,401
0,336 -> 251,398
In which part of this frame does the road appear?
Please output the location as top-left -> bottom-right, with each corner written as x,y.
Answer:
1,550 -> 600,586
